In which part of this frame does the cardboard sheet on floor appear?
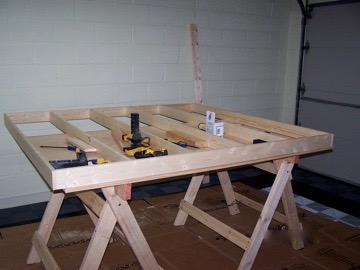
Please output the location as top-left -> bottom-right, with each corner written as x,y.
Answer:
0,184 -> 359,270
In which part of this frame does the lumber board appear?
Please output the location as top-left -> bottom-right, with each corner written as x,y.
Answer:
234,192 -> 287,224
53,134 -> 333,192
179,199 -> 251,250
27,191 -> 65,264
166,130 -> 208,148
102,187 -> 161,270
77,191 -> 128,244
4,114 -> 54,186
4,104 -> 333,192
32,231 -> 60,270
217,170 -> 240,215
274,160 -> 304,250
190,23 -> 203,104
90,109 -> 189,155
126,107 -> 241,148
159,105 -> 286,143
239,162 -> 294,270
174,174 -> 204,226
50,111 -> 128,162
80,201 -> 117,270
169,103 -> 326,138
65,136 -> 97,152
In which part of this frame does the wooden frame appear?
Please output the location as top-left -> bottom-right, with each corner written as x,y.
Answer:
4,103 -> 333,270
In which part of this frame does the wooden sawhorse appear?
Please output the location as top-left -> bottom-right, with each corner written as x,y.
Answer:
26,158 -> 302,270
174,157 -> 304,270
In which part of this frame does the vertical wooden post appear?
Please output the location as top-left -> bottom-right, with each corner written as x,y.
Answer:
190,23 -> 203,104
174,174 -> 205,226
27,191 -> 65,264
102,187 -> 161,270
238,161 -> 294,270
217,170 -> 240,215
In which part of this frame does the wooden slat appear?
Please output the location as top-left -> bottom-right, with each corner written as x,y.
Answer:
179,200 -> 251,250
190,23 -> 203,104
174,174 -> 204,226
32,231 -> 60,270
159,105 -> 286,143
169,103 -> 326,138
53,133 -> 333,192
217,171 -> 240,215
127,107 -> 241,148
27,192 -> 65,264
166,130 -> 208,148
102,187 -> 161,270
65,136 -> 97,152
4,114 -> 54,187
50,111 -> 128,162
77,191 -> 128,244
90,109 -> 189,155
234,192 -> 287,224
275,160 -> 304,250
80,201 -> 117,270
239,162 -> 294,270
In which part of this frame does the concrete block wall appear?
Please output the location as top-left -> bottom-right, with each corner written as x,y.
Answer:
0,0 -> 294,208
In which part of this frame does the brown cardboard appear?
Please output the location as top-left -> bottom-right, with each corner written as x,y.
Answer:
266,256 -> 328,270
1,184 -> 359,270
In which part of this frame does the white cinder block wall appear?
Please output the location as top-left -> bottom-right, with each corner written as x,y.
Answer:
0,0 -> 298,208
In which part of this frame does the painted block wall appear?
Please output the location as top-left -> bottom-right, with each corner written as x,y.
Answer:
0,0 -> 293,208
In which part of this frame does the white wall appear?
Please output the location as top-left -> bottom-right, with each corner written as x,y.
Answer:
282,0 -> 301,124
0,0 -> 293,208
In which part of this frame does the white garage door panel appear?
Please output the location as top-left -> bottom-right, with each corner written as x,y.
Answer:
300,101 -> 359,183
306,4 -> 360,47
299,2 -> 360,186
303,47 -> 360,103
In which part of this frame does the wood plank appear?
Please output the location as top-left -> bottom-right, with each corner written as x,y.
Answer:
159,105 -> 286,143
27,191 -> 65,264
53,134 -> 333,192
174,174 -> 204,226
217,171 -> 240,215
102,187 -> 161,270
170,103 -> 326,138
233,192 -> 287,224
32,231 -> 60,270
127,107 -> 241,148
274,160 -> 304,250
190,23 -> 203,104
77,191 -> 128,244
80,201 -> 117,270
5,111 -> 50,124
238,162 -> 294,270
111,129 -> 132,200
166,130 -> 208,148
179,200 -> 251,250
50,111 -> 128,162
65,136 -> 97,152
90,109 -> 189,155
4,114 -> 54,187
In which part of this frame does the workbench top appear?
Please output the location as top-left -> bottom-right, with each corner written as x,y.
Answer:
4,103 -> 333,193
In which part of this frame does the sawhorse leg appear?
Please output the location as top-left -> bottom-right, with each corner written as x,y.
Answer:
174,174 -> 205,226
102,187 -> 161,270
238,161 -> 294,270
27,191 -> 65,264
217,170 -> 240,215
274,160 -> 304,250
174,171 -> 240,227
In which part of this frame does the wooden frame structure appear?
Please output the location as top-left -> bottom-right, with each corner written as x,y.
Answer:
4,103 -> 333,270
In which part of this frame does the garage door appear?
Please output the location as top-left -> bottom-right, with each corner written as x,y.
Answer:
298,1 -> 360,186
